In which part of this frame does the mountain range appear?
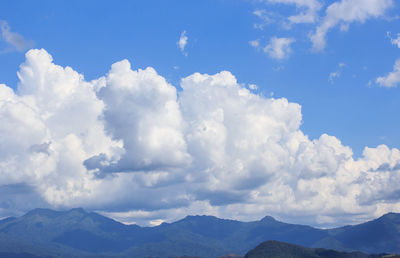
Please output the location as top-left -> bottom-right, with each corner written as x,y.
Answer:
0,208 -> 399,257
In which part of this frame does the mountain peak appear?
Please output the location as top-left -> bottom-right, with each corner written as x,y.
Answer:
260,215 -> 277,223
378,212 -> 400,222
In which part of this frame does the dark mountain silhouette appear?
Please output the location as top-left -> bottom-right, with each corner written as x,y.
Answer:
0,208 -> 399,257
244,240 -> 396,258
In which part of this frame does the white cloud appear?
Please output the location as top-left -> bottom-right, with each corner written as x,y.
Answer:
249,39 -> 260,49
376,59 -> 400,88
1,49 -> 400,227
375,34 -> 400,88
253,9 -> 275,29
267,0 -> 322,24
0,21 -> 33,52
264,36 -> 295,59
310,0 -> 393,52
328,71 -> 340,83
0,49 -> 122,208
248,83 -> 258,90
96,59 -> 190,172
387,32 -> 400,48
328,62 -> 345,84
177,30 -> 188,55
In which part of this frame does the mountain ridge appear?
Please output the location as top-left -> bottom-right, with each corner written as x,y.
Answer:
6,208 -> 399,229
0,209 -> 399,257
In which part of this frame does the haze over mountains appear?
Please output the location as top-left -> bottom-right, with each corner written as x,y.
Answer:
0,208 -> 399,257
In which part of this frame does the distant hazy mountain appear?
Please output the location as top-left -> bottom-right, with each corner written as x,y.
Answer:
0,208 -> 399,257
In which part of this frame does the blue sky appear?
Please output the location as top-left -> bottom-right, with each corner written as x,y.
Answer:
1,0 -> 400,227
2,0 -> 400,156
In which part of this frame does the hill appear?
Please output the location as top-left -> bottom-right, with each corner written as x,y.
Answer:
244,240 -> 397,258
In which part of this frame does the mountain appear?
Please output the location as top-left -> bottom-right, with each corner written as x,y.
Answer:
0,209 -> 399,257
244,240 -> 394,258
0,208 -> 161,256
324,213 -> 400,254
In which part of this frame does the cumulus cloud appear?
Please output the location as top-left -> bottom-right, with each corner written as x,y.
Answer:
267,0 -> 322,24
264,36 -> 295,59
95,59 -> 190,173
0,21 -> 33,52
310,0 -> 393,52
1,49 -> 400,227
1,49 -> 122,207
177,30 -> 188,55
376,59 -> 400,88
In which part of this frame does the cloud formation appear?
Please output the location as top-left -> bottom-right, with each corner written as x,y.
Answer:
388,32 -> 400,48
267,0 -> 321,24
264,37 -> 295,59
0,21 -> 33,52
328,62 -> 345,84
310,0 -> 393,51
249,39 -> 260,48
177,30 -> 188,55
253,9 -> 275,29
376,59 -> 400,88
1,49 -> 400,227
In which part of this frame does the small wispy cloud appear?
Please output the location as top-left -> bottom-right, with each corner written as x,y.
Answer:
249,39 -> 260,49
253,9 -> 274,29
328,71 -> 340,84
267,0 -> 321,24
177,30 -> 188,56
387,31 -> 400,48
0,20 -> 33,53
328,62 -> 345,84
248,83 -> 258,90
263,36 -> 295,60
374,33 -> 400,88
376,59 -> 400,88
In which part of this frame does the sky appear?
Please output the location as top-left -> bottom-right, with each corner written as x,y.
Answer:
0,0 -> 400,228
